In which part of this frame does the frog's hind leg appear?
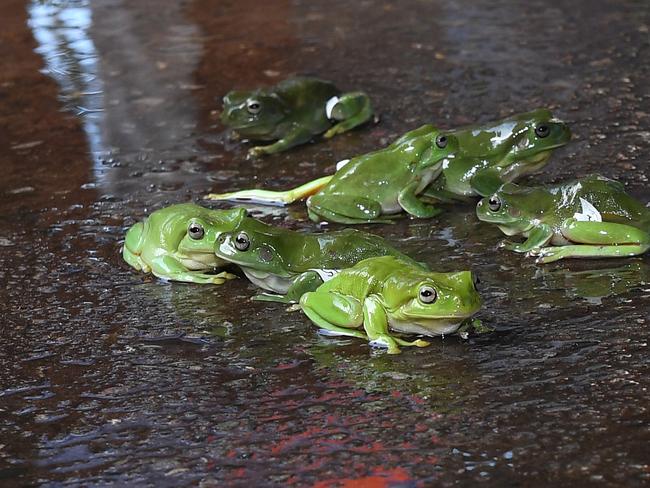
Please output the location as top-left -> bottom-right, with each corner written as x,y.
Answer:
532,218 -> 650,263
324,92 -> 373,138
307,195 -> 395,224
300,291 -> 368,339
205,175 -> 333,205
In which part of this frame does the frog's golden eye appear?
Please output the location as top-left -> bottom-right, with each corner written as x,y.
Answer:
235,232 -> 250,251
247,100 -> 261,115
419,285 -> 437,304
534,124 -> 550,138
188,223 -> 205,240
488,196 -> 501,212
435,134 -> 448,149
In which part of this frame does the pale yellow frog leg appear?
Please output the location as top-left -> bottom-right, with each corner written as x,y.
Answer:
204,175 -> 333,205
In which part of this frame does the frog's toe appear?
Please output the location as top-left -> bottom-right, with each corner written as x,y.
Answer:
247,146 -> 266,158
413,339 -> 430,348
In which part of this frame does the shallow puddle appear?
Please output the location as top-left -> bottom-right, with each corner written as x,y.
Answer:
1,0 -> 649,485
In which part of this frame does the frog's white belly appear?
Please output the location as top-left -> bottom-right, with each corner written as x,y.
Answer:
242,268 -> 293,294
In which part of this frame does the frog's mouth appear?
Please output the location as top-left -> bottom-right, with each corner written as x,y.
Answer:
179,252 -> 228,271
389,316 -> 470,337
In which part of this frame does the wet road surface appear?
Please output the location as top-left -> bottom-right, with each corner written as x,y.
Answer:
1,0 -> 649,485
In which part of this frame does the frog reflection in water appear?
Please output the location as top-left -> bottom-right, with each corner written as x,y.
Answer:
476,175 -> 650,263
299,256 -> 482,354
220,77 -> 373,157
206,109 -> 570,220
122,204 -> 246,284
209,126 -> 459,224
214,218 -> 420,303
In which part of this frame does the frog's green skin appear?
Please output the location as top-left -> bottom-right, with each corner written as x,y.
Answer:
299,256 -> 481,354
302,125 -> 459,224
423,109 -> 571,200
205,110 -> 569,211
123,204 -> 246,284
220,77 -> 372,157
214,218 -> 421,303
476,175 -> 650,263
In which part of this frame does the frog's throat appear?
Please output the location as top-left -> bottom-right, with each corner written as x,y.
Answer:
178,251 -> 225,271
242,268 -> 294,294
388,317 -> 466,337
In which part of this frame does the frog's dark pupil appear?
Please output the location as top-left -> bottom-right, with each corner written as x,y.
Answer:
436,135 -> 448,148
235,233 -> 250,251
421,290 -> 432,297
535,125 -> 550,138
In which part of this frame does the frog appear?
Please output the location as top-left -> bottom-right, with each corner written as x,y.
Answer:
475,174 -> 650,263
205,109 -> 570,211
122,203 -> 247,284
299,256 -> 482,354
220,76 -> 373,157
422,108 -> 572,200
208,125 -> 459,224
214,217 -> 421,303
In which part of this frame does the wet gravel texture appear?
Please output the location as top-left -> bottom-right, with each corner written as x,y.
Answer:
1,0 -> 649,486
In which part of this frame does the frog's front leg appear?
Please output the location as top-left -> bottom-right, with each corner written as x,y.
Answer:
532,218 -> 650,263
150,256 -> 237,284
323,92 -> 373,138
248,126 -> 315,157
300,291 -> 368,339
398,179 -> 443,219
503,224 -> 553,253
253,271 -> 324,304
362,296 -> 430,355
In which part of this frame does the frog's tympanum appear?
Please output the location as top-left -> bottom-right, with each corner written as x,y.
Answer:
299,256 -> 482,354
206,110 -> 569,216
123,204 -> 246,283
220,77 -> 373,157
214,218 -> 420,302
208,125 -> 459,224
476,175 -> 650,263
423,108 -> 571,199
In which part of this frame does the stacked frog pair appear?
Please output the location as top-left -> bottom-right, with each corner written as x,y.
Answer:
123,77 -> 650,354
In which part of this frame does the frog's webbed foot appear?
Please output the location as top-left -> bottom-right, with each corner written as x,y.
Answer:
247,145 -> 270,158
323,92 -> 373,138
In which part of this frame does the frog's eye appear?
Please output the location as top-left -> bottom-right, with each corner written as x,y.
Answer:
435,135 -> 448,149
234,232 -> 250,251
488,196 -> 501,212
418,286 -> 437,304
534,124 -> 550,138
247,100 -> 261,115
188,223 -> 205,240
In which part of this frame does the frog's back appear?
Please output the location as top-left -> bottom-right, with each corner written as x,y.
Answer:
319,256 -> 407,298
575,175 -> 650,227
274,77 -> 340,108
292,229 -> 416,270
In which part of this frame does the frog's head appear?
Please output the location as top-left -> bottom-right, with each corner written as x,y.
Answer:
493,109 -> 571,175
215,228 -> 290,276
382,269 -> 482,337
475,183 -> 539,236
418,132 -> 461,173
177,207 -> 248,257
220,89 -> 287,139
